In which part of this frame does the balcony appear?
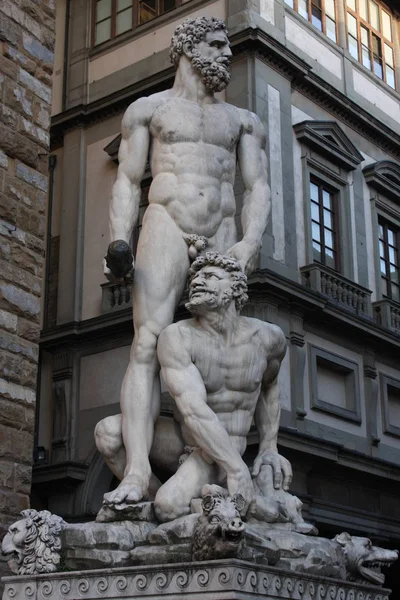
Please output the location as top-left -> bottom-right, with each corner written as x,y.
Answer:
300,264 -> 372,318
373,299 -> 400,335
101,280 -> 132,313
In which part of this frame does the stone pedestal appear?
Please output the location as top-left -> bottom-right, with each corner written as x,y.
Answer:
2,560 -> 391,600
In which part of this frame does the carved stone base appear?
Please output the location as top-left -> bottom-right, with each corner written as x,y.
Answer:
2,560 -> 391,600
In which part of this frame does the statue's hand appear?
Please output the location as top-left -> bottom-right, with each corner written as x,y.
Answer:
227,240 -> 259,275
252,450 -> 292,491
104,240 -> 134,282
227,466 -> 255,513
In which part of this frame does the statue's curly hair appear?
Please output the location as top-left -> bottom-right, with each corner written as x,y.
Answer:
16,510 -> 66,575
189,252 -> 248,312
169,16 -> 227,67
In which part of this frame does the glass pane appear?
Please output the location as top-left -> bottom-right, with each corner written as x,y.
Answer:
379,223 -> 384,237
325,229 -> 334,248
359,0 -> 367,20
325,249 -> 336,269
380,258 -> 387,274
162,0 -> 176,12
382,11 -> 392,41
322,189 -> 332,209
348,35 -> 359,59
390,267 -> 399,284
389,247 -> 397,265
117,7 -> 132,34
95,18 -> 111,44
361,26 -> 369,47
298,0 -> 308,20
347,0 -> 356,9
326,17 -> 336,42
379,240 -> 386,258
310,182 -> 319,202
381,277 -> 389,296
386,66 -> 395,89
388,229 -> 396,246
139,0 -> 156,23
369,1 -> 379,31
384,44 -> 394,67
312,5 -> 322,30
311,202 -> 320,222
362,46 -> 371,69
323,209 -> 333,229
374,56 -> 383,79
284,0 -> 295,7
312,222 -> 321,242
348,13 -> 357,37
313,242 -> 322,258
118,0 -> 131,9
325,0 -> 335,19
96,0 -> 111,21
372,34 -> 382,57
392,284 -> 400,302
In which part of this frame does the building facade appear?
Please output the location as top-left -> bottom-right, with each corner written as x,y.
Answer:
0,0 -> 55,585
35,0 -> 400,589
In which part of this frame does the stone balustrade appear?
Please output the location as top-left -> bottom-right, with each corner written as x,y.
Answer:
373,299 -> 400,335
300,264 -> 372,317
101,281 -> 133,313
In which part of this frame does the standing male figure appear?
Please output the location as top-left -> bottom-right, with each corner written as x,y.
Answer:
103,16 -> 271,505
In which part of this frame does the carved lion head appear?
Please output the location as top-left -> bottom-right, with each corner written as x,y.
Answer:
1,509 -> 66,575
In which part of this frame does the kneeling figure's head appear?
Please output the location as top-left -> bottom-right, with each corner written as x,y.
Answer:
187,252 -> 248,314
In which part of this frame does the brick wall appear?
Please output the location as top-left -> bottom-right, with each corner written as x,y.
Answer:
0,0 -> 55,582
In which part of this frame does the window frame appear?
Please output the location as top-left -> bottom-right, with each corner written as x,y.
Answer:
345,0 -> 397,90
309,176 -> 341,272
284,0 -> 339,42
309,345 -> 362,423
92,0 -> 183,47
378,218 -> 400,302
380,373 -> 400,438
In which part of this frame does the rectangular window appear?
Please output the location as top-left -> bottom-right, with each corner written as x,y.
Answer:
284,0 -> 337,42
93,0 -> 181,45
346,0 -> 396,89
379,219 -> 400,303
310,178 -> 339,270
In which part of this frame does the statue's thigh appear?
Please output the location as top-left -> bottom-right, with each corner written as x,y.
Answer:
132,205 -> 189,329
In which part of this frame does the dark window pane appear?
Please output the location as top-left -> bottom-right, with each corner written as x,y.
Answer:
392,283 -> 400,302
372,34 -> 382,57
162,0 -> 176,12
139,0 -> 156,23
96,18 -> 111,44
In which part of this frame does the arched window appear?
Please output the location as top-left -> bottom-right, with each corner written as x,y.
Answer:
284,0 -> 338,42
346,0 -> 396,88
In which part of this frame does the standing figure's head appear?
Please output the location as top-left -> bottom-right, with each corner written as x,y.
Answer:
169,16 -> 232,92
186,252 -> 248,314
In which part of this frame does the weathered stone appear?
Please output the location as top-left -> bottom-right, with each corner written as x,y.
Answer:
130,543 -> 192,565
0,102 -> 19,129
0,257 -> 42,296
0,13 -> 20,46
19,116 -> 49,148
0,489 -> 29,515
0,462 -> 14,490
0,424 -> 33,463
19,67 -> 51,103
0,55 -> 17,80
0,397 -> 27,429
0,378 -> 36,405
4,79 -> 33,118
96,501 -> 156,523
11,242 -> 43,276
1,0 -> 25,27
0,309 -> 17,333
33,100 -> 50,130
0,281 -> 41,319
17,204 -> 46,237
15,160 -> 47,191
13,463 -> 32,494
0,239 -> 11,262
0,330 -> 38,362
0,191 -> 17,224
5,44 -> 36,75
0,219 -> 26,244
0,122 -> 38,168
0,351 -> 37,387
22,31 -> 54,67
17,317 -> 40,343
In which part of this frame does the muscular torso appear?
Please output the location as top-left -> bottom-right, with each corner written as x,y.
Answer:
176,317 -> 269,454
148,95 -> 243,238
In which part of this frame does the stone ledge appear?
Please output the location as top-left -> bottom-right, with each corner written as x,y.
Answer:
1,560 -> 391,600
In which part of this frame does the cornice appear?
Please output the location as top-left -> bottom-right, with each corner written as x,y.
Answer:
363,160 -> 400,204
50,27 -> 400,160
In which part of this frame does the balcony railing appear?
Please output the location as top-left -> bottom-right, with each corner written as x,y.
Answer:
300,264 -> 372,317
373,299 -> 400,335
101,280 -> 132,313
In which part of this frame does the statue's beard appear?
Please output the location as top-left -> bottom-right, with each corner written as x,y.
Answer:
191,53 -> 231,93
186,287 -> 234,314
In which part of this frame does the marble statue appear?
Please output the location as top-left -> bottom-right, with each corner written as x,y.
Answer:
1,510 -> 66,576
102,16 -> 271,505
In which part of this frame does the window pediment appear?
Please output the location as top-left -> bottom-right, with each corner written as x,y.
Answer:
294,120 -> 363,170
363,160 -> 400,204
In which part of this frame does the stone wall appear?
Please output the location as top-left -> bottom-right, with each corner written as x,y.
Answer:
0,0 -> 55,583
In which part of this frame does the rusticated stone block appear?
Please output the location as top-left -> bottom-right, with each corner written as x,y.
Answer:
0,424 -> 33,463
0,489 -> 29,515
0,462 -> 14,489
0,351 -> 37,388
13,463 -> 32,494
17,317 -> 40,343
0,282 -> 41,320
0,122 -> 38,168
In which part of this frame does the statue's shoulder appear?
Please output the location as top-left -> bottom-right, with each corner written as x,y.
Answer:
249,319 -> 286,356
237,107 -> 266,139
159,319 -> 195,346
122,90 -> 172,129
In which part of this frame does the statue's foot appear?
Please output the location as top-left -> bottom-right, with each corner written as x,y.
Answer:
103,474 -> 149,505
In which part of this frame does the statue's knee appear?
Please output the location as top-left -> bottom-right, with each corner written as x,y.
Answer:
94,416 -> 122,458
133,327 -> 158,364
154,488 -> 188,523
